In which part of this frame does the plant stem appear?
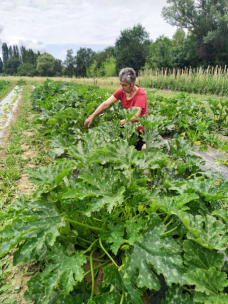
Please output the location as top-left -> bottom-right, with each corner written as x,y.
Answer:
84,238 -> 99,254
120,291 -> 125,304
99,238 -> 118,267
58,235 -> 75,241
86,269 -> 99,286
162,215 -> 169,224
64,218 -> 102,232
84,260 -> 110,277
160,226 -> 178,236
165,218 -> 173,227
86,256 -> 107,262
90,249 -> 96,301
77,235 -> 92,244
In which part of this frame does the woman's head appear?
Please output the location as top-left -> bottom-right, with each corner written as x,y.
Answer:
119,68 -> 136,87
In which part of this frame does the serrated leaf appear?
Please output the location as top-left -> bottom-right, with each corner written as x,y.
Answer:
122,214 -> 185,290
91,293 -> 115,304
125,218 -> 146,245
194,292 -> 228,303
186,215 -> 227,250
26,162 -> 73,186
183,267 -> 228,303
76,166 -> 126,215
0,197 -> 64,260
100,223 -> 124,255
41,244 -> 86,303
90,141 -> 168,171
161,285 -> 193,304
212,209 -> 228,222
24,272 -> 80,304
85,187 -> 125,216
103,265 -> 144,304
188,177 -> 228,201
68,131 -> 98,166
160,194 -> 199,215
48,134 -> 69,158
183,240 -> 224,272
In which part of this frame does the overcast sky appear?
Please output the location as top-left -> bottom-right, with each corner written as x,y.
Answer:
0,0 -> 176,61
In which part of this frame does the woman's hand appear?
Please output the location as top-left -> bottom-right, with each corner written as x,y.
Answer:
120,119 -> 126,126
84,116 -> 94,128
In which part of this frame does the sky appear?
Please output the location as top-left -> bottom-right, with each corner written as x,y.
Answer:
0,0 -> 176,61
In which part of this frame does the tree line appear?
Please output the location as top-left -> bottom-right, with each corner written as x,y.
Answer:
1,0 -> 228,77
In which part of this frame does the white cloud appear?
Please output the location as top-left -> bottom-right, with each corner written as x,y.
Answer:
0,0 -> 177,59
0,25 -> 3,33
0,0 -> 176,42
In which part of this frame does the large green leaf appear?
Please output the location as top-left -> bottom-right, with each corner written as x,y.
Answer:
102,265 -> 144,304
90,141 -> 168,171
41,244 -> 86,303
100,223 -> 124,255
183,267 -> 228,304
159,194 -> 199,215
186,215 -> 227,250
122,214 -> 185,290
188,177 -> 228,202
26,162 -> 74,186
24,273 -> 81,304
0,197 -> 64,261
183,240 -> 224,272
68,131 -> 98,167
48,134 -> 69,158
77,166 -> 126,215
175,212 -> 227,250
161,285 -> 193,304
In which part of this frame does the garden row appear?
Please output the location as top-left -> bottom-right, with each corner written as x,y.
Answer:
139,67 -> 228,96
1,79 -> 228,303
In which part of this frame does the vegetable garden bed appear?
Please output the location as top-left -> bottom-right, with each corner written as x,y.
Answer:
1,79 -> 228,303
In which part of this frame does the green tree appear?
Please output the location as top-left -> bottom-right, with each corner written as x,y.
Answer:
13,45 -> 19,59
115,24 -> 150,75
75,48 -> 96,77
8,46 -> 13,58
2,43 -> 9,64
162,0 -> 228,66
63,49 -> 75,77
102,56 -> 117,77
4,57 -> 21,75
172,28 -> 186,46
95,46 -> 115,71
172,33 -> 198,68
54,59 -> 62,76
86,60 -> 98,78
146,36 -> 173,69
37,54 -> 55,76
17,63 -> 36,76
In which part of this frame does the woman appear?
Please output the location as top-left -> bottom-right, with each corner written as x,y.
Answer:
84,67 -> 148,150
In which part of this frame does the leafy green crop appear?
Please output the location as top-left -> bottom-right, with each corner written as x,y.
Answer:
1,79 -> 228,304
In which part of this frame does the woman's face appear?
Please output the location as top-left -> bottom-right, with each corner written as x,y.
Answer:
119,81 -> 133,93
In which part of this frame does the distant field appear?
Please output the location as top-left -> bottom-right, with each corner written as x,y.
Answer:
1,75 -> 227,102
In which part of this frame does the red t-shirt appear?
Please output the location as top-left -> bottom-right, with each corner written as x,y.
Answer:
113,85 -> 148,132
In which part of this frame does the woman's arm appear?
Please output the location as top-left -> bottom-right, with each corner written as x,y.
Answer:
84,95 -> 118,128
120,107 -> 142,125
